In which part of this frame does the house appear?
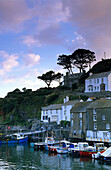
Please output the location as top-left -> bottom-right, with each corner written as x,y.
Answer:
85,71 -> 111,93
63,72 -> 82,88
61,98 -> 79,122
41,96 -> 79,124
70,101 -> 93,140
41,104 -> 62,124
86,99 -> 111,143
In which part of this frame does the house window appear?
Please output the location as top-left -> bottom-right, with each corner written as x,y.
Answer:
56,110 -> 58,114
79,113 -> 82,118
64,110 -> 66,115
93,132 -> 97,138
70,113 -> 73,118
88,85 -> 93,91
106,124 -> 110,129
79,120 -> 82,129
65,116 -> 67,120
94,79 -> 96,84
97,86 -> 99,90
46,111 -> 48,114
103,132 -> 107,138
100,83 -> 105,91
90,79 -> 92,83
97,79 -> 99,83
43,116 -> 48,120
93,109 -> 96,114
94,123 -> 97,130
102,78 -> 104,83
50,110 -> 52,114
43,111 -> 45,115
94,86 -> 96,90
102,115 -> 105,120
93,115 -> 97,121
71,120 -> 73,127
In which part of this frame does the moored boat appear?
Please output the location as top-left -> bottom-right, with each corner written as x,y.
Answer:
34,137 -> 56,151
100,147 -> 111,162
0,133 -> 28,144
79,143 -> 106,157
57,147 -> 68,154
70,142 -> 90,157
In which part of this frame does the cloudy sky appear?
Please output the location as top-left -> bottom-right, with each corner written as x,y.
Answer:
0,0 -> 111,97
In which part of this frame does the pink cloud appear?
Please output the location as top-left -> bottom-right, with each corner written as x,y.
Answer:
23,53 -> 40,66
0,0 -> 33,32
0,51 -> 19,72
62,0 -> 111,59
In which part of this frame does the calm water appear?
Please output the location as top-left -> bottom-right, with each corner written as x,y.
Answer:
0,143 -> 111,170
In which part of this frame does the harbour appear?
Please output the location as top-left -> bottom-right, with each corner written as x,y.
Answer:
0,143 -> 111,170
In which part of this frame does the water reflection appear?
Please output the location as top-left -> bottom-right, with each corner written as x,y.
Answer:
0,144 -> 111,169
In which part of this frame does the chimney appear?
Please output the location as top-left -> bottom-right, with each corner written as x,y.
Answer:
64,96 -> 69,103
89,72 -> 93,76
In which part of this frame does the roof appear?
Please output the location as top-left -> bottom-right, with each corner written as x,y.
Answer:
87,99 -> 111,109
70,101 -> 93,113
63,100 -> 79,106
42,104 -> 62,110
86,71 -> 111,80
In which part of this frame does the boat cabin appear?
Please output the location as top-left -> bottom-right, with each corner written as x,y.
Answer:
12,133 -> 26,140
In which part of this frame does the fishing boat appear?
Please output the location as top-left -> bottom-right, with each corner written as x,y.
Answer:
0,133 -> 28,144
79,143 -> 106,157
70,142 -> 90,157
49,140 -> 70,153
34,137 -> 56,150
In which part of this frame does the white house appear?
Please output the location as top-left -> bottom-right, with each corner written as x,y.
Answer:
41,104 -> 62,124
85,71 -> 111,93
41,96 -> 79,124
61,99 -> 79,122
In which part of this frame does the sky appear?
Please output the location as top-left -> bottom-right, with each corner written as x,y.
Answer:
0,0 -> 111,98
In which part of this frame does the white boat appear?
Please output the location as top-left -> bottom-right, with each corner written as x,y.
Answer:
57,147 -> 68,154
100,147 -> 111,162
34,137 -> 56,150
68,143 -> 78,154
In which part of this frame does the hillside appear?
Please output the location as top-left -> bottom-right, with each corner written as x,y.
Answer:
0,86 -> 85,126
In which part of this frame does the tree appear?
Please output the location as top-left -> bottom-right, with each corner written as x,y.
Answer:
37,71 -> 63,88
72,49 -> 96,73
53,72 -> 63,85
57,54 -> 74,74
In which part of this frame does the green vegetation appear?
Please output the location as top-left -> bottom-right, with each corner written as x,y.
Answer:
0,86 -> 83,125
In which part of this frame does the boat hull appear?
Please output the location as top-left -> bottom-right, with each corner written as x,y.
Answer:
0,136 -> 28,144
79,150 -> 105,157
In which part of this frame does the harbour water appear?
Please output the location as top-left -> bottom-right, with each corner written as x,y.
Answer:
0,143 -> 111,170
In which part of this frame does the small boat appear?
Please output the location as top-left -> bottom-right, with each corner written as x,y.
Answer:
79,143 -> 106,157
68,143 -> 78,154
0,133 -> 28,144
34,137 -> 56,151
100,147 -> 111,162
57,147 -> 68,154
70,142 -> 90,157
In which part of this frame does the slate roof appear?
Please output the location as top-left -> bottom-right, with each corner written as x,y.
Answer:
42,104 -> 62,110
70,101 -> 93,113
86,71 -> 111,80
87,99 -> 111,109
63,100 -> 79,106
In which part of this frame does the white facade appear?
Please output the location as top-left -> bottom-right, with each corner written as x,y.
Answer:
41,96 -> 79,124
41,104 -> 62,125
86,130 -> 111,143
85,71 -> 111,93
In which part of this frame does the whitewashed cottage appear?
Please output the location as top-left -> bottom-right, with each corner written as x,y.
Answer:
41,96 -> 79,124
85,71 -> 111,93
